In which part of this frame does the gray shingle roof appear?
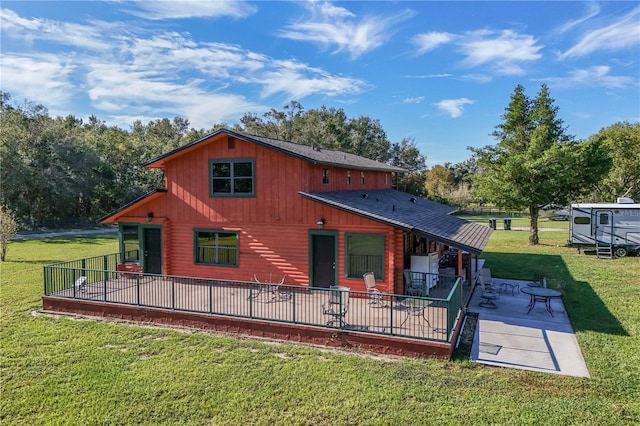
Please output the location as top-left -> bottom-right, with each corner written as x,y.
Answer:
245,132 -> 406,172
144,128 -> 406,172
299,189 -> 492,254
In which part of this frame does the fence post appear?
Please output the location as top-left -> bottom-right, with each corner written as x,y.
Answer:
249,282 -> 253,318
389,296 -> 394,335
103,256 -> 108,286
209,281 -> 213,314
291,290 -> 296,324
171,277 -> 175,310
136,274 -> 141,306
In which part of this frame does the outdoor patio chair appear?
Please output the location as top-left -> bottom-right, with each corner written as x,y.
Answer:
322,286 -> 350,326
248,274 -> 291,302
363,272 -> 386,307
479,268 -> 497,289
478,274 -> 499,309
403,269 -> 426,296
74,276 -> 87,293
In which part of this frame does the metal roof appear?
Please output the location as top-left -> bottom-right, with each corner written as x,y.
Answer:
143,128 -> 406,173
299,189 -> 492,254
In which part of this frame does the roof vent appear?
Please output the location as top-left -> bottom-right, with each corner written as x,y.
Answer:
362,193 -> 368,199
392,204 -> 396,212
410,197 -> 417,203
312,145 -> 321,152
617,197 -> 634,204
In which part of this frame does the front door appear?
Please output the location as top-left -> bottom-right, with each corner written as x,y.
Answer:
310,233 -> 337,288
595,210 -> 613,244
143,227 -> 162,274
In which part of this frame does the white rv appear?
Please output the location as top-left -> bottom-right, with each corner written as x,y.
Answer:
569,198 -> 640,257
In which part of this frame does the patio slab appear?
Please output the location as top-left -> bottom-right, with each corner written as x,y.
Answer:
468,278 -> 590,378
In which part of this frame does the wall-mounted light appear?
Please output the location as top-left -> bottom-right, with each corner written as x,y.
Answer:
145,212 -> 154,222
317,218 -> 325,228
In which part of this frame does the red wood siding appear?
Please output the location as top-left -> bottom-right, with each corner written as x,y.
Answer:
115,134 -> 401,293
119,200 -> 397,292
306,164 -> 391,192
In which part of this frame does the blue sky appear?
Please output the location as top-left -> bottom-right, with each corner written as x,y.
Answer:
1,1 -> 638,166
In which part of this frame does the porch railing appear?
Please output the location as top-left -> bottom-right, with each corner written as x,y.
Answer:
44,254 -> 463,342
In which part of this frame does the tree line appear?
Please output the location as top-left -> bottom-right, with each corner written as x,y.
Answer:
1,87 -> 638,241
0,94 -> 427,228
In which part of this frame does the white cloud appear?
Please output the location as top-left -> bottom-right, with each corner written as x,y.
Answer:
0,8 -> 368,129
460,74 -> 493,83
125,1 -> 257,20
459,30 -> 543,75
559,7 -> 640,59
434,98 -> 474,118
404,74 -> 453,79
403,96 -> 425,104
0,8 -> 113,51
279,2 -> 414,59
412,32 -> 457,54
257,60 -> 367,99
556,3 -> 600,34
411,27 -> 543,75
540,65 -> 635,89
0,54 -> 77,107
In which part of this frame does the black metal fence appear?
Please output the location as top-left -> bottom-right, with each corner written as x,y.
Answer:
44,254 -> 462,342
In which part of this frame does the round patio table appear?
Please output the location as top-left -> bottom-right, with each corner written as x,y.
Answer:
521,286 -> 562,317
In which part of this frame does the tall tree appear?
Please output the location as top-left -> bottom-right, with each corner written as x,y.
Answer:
425,165 -> 455,203
587,122 -> 640,201
389,138 -> 427,196
473,84 -> 611,245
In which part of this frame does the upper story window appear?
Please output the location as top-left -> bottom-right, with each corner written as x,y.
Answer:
360,171 -> 365,185
322,168 -> 330,185
210,159 -> 254,197
346,171 -> 351,185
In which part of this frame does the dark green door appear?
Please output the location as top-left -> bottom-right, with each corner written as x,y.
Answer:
143,227 -> 162,274
311,234 -> 336,288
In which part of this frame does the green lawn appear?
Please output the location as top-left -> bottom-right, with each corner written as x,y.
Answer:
1,230 -> 639,425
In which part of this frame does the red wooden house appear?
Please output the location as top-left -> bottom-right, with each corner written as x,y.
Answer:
100,129 -> 491,294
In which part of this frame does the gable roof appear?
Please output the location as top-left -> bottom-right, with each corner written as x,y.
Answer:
143,128 -> 406,173
299,189 -> 492,254
99,189 -> 167,224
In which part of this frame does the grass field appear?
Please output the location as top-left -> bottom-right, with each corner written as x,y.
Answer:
1,227 -> 639,425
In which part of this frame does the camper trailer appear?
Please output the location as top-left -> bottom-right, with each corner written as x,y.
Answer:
569,198 -> 640,258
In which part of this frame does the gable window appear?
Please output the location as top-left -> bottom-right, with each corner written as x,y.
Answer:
384,173 -> 388,185
346,171 -> 351,185
194,230 -> 238,266
121,225 -> 140,262
360,171 -> 365,185
345,233 -> 384,278
210,159 -> 254,197
322,168 -> 330,185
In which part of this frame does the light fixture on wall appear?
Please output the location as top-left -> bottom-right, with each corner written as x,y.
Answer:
317,218 -> 325,228
145,212 -> 154,222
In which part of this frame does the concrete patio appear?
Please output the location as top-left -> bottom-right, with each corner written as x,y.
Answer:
468,277 -> 590,378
